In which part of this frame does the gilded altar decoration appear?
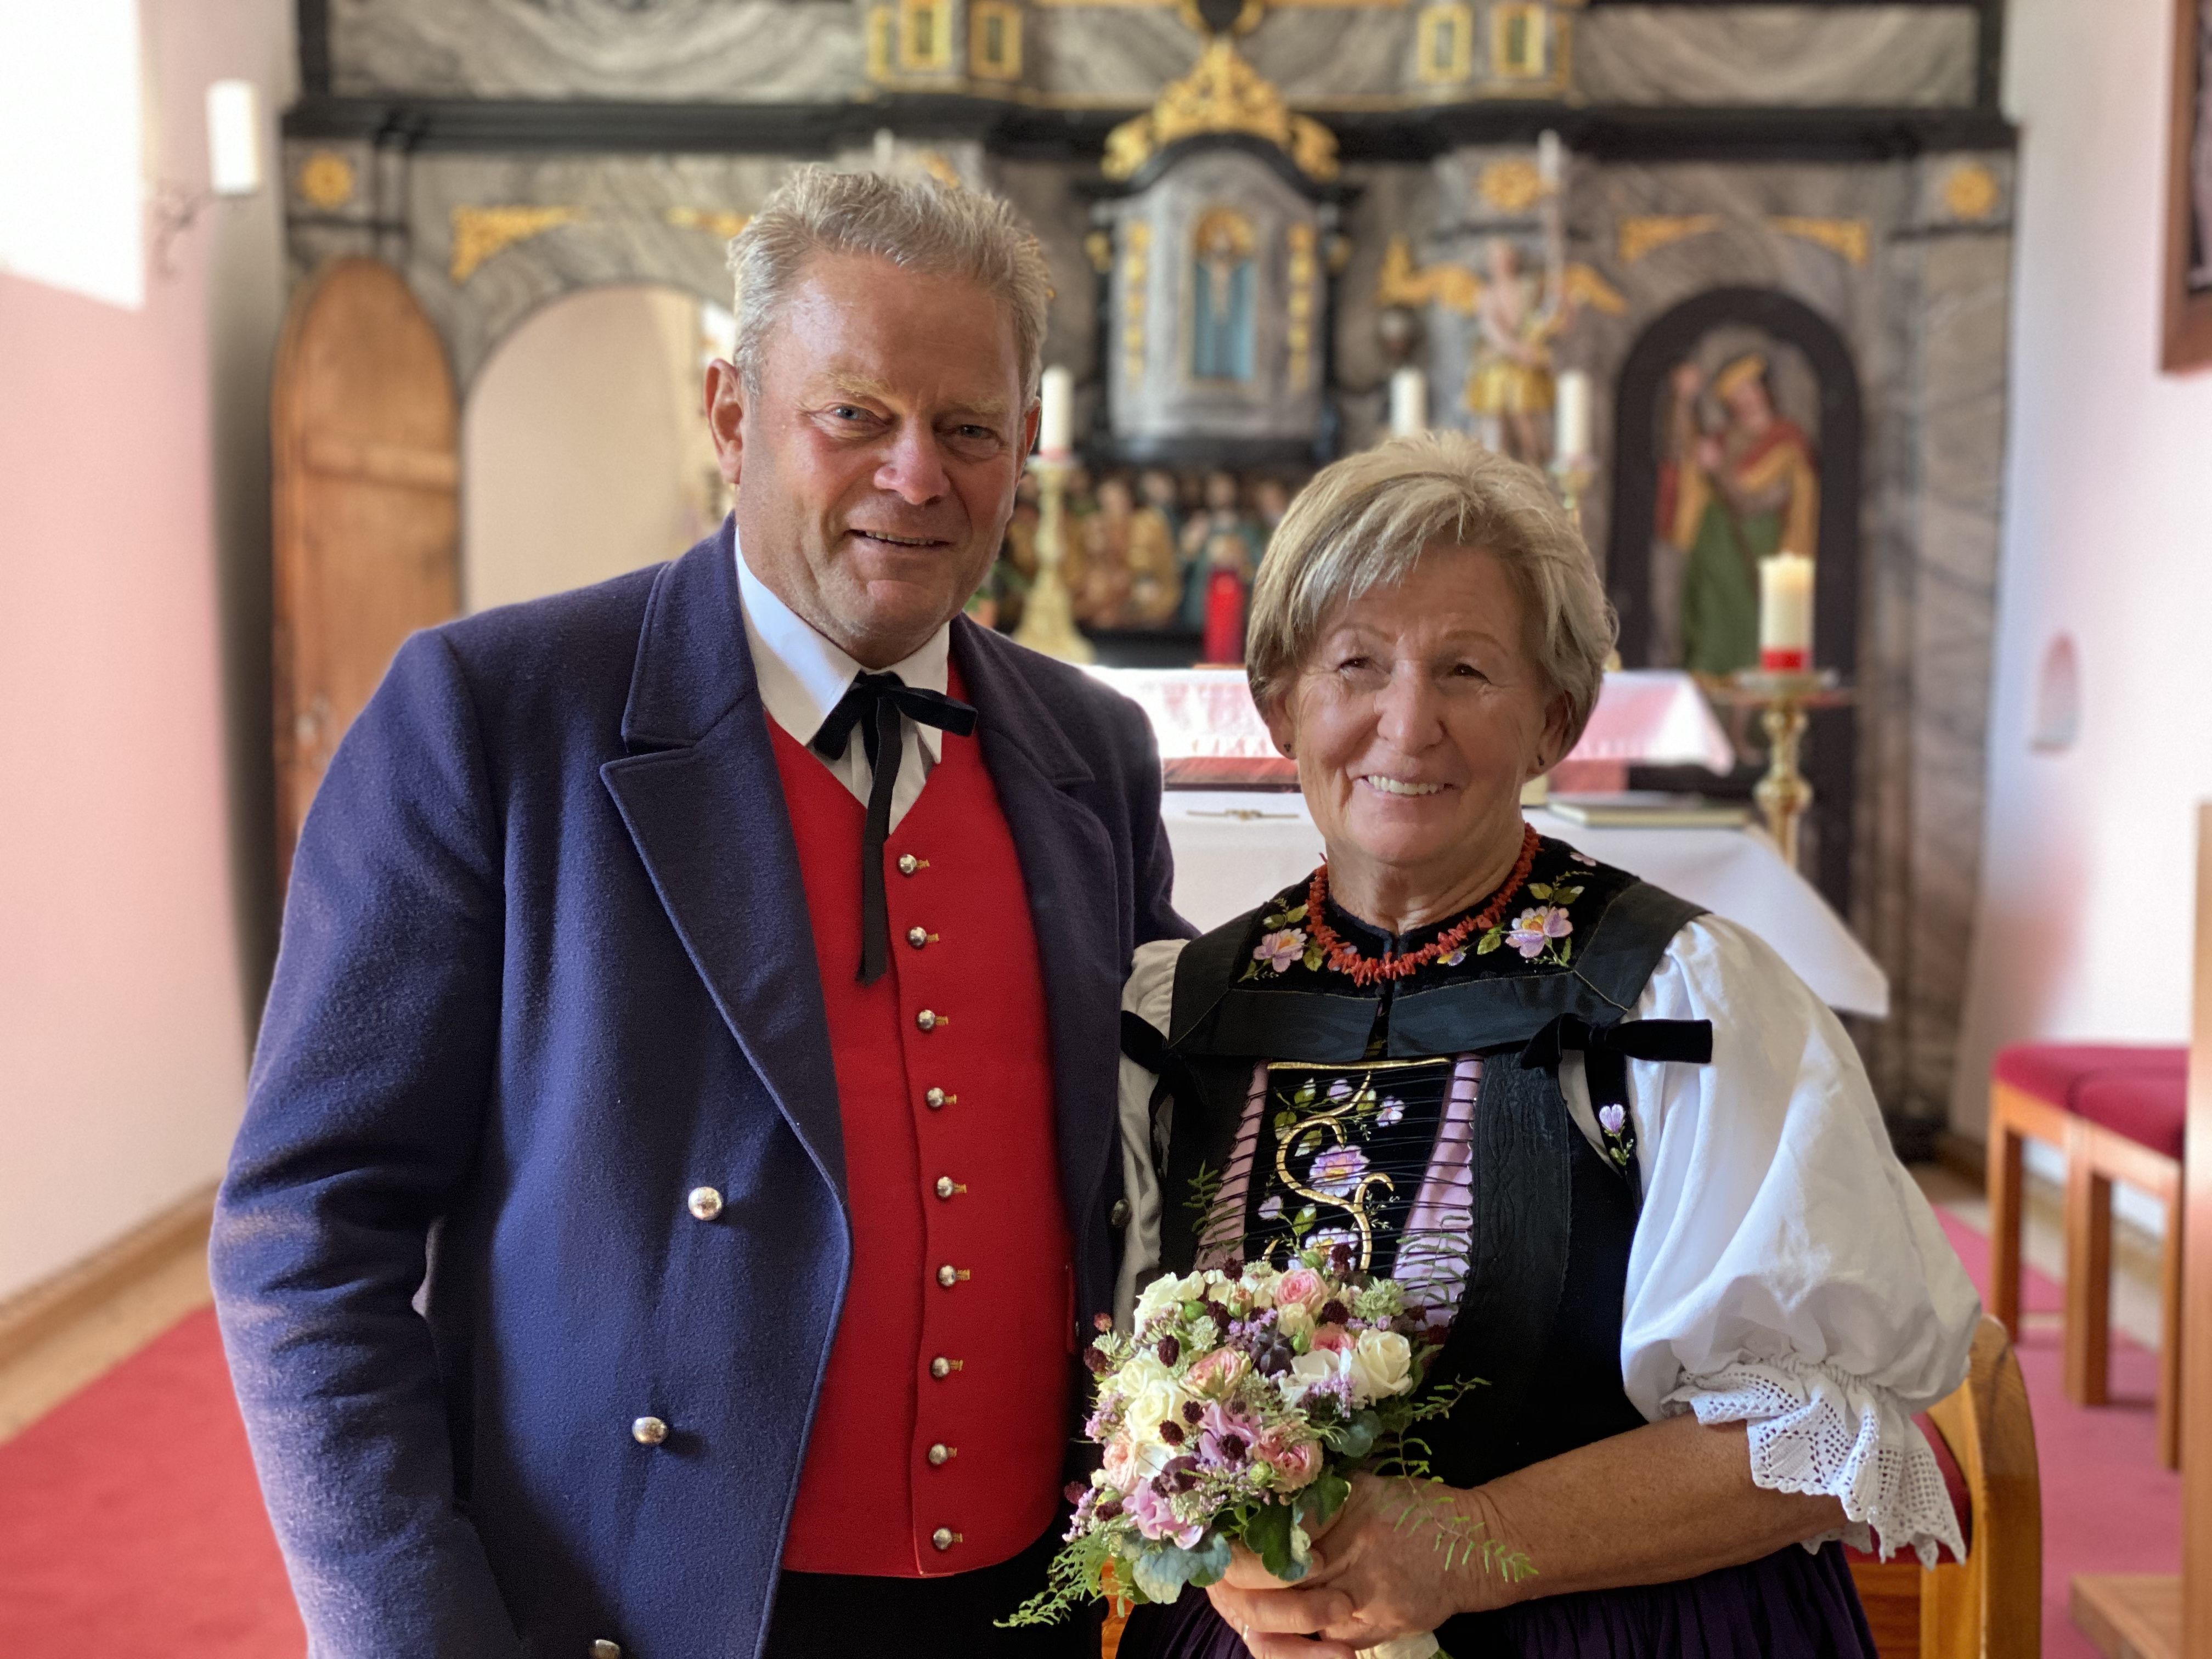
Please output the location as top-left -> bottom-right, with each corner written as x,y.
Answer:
1618,213 -> 1722,264
1376,235 -> 1482,313
1660,353 -> 1820,674
1491,2 -> 1551,78
969,0 -> 1023,78
1285,222 -> 1317,390
664,207 -> 751,239
449,205 -> 583,283
1769,216 -> 1869,267
1415,2 -> 1474,83
1120,221 -> 1152,384
1943,162 -> 2000,221
1477,156 -> 1545,213
1103,38 -> 1340,182
296,150 -> 356,210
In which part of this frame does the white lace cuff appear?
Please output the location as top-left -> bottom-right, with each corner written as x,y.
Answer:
1667,1355 -> 1965,1568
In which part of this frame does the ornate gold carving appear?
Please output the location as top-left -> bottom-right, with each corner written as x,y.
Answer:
296,150 -> 356,210
449,205 -> 582,283
1085,229 -> 1114,273
1560,261 -> 1627,315
915,150 -> 964,189
970,0 -> 1024,78
1943,161 -> 1999,222
1103,38 -> 1340,182
664,208 -> 751,239
1376,235 -> 1482,314
1286,222 -> 1317,391
1120,221 -> 1152,385
899,0 -> 955,70
1415,2 -> 1472,83
1618,213 -> 1721,264
1175,0 -> 1266,33
865,3 -> 897,80
1491,2 -> 1549,78
1769,215 -> 1869,267
1477,156 -> 1545,214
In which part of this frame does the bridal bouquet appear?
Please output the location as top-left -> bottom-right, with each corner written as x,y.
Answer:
1007,1244 -> 1517,1658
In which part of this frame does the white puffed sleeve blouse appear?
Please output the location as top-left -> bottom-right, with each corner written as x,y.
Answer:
1111,915 -> 1980,1567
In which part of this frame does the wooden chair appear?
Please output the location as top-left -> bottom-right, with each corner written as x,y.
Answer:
1988,1043 -> 2185,1468
1847,1314 -> 2042,1659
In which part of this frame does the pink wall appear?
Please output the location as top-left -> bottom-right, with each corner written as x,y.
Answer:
0,0 -> 293,1301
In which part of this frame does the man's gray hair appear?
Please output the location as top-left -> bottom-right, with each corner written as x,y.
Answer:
1247,431 -> 1617,749
726,165 -> 1052,401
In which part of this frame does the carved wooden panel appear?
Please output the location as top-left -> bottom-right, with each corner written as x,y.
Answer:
271,256 -> 459,888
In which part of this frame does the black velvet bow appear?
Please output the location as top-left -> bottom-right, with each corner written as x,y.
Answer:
809,670 -> 978,984
1517,1013 -> 1714,1119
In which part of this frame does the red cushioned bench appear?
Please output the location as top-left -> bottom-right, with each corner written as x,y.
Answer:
1987,1043 -> 2185,1468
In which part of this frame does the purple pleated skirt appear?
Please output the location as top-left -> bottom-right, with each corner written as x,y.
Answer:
1117,1541 -> 1876,1659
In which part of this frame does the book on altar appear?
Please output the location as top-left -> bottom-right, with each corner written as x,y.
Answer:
1545,793 -> 1751,828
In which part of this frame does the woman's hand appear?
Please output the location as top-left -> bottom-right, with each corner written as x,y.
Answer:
1204,1474 -> 1523,1657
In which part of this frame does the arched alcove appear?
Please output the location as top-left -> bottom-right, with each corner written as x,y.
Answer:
1603,285 -> 1865,913
462,282 -> 733,613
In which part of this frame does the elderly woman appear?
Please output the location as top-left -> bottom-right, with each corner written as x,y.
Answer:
1112,433 -> 1977,1659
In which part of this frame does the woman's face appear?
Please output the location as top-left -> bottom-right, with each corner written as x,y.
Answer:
1266,544 -> 1571,906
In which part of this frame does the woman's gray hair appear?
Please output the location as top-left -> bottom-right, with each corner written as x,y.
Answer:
726,165 -> 1052,401
1247,431 -> 1617,749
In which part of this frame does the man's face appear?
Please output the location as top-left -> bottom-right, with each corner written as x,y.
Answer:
706,251 -> 1037,668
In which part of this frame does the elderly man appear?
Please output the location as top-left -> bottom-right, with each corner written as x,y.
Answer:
212,168 -> 1183,1658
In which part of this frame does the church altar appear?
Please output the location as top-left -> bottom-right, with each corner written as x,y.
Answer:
1161,791 -> 1888,1020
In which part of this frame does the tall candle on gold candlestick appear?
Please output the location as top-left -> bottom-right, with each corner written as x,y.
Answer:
1037,364 -> 1074,459
1553,368 -> 1590,464
1757,551 -> 1814,672
1388,366 -> 1427,438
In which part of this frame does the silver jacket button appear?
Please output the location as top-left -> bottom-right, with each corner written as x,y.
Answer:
930,1356 -> 953,1379
935,1176 -> 956,1199
1110,1198 -> 1132,1228
936,1263 -> 959,1288
915,1008 -> 938,1031
631,1416 -> 669,1446
591,1643 -> 623,1659
928,1442 -> 954,1466
687,1186 -> 724,1221
907,926 -> 929,948
924,1087 -> 947,1109
898,854 -> 921,876
932,1526 -> 957,1551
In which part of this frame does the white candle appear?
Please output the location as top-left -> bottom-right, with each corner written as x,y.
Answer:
1553,368 -> 1590,463
206,80 -> 262,197
1038,364 -> 1074,458
1757,551 -> 1815,671
1389,366 -> 1427,438
1537,130 -> 1564,191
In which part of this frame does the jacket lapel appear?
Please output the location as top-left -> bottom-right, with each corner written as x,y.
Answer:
599,525 -> 847,1205
953,622 -> 1125,1297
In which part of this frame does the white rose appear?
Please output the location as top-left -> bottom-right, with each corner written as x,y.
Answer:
1240,1263 -> 1282,1310
1281,1346 -> 1347,1403
1275,1302 -> 1316,1345
1346,1329 -> 1414,1406
1126,1376 -> 1195,1446
1134,1271 -> 1203,1329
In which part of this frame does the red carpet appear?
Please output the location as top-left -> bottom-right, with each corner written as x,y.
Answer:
1934,1209 -> 2181,1658
0,1216 -> 2184,1656
0,1306 -> 302,1657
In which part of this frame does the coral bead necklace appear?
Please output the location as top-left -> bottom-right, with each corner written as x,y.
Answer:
1305,824 -> 1542,988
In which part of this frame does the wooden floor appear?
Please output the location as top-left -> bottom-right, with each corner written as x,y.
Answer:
0,1186 -> 216,1443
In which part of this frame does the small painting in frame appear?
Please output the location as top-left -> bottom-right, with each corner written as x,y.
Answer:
2165,0 -> 2212,370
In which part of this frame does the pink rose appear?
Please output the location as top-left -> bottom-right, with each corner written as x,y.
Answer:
1254,1429 -> 1322,1491
1186,1347 -> 1251,1397
1101,1434 -> 1139,1492
1308,1323 -> 1351,1353
1275,1267 -> 1328,1315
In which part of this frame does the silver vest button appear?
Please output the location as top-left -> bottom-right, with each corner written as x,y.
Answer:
935,1176 -> 956,1199
928,1442 -> 954,1466
915,1008 -> 938,1031
898,854 -> 921,876
932,1526 -> 958,1551
1110,1198 -> 1131,1228
907,926 -> 929,948
936,1263 -> 959,1288
930,1356 -> 953,1379
591,1643 -> 623,1659
925,1087 -> 947,1109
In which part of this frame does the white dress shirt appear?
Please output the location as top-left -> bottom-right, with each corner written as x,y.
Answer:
1112,913 -> 1979,1567
736,539 -> 952,832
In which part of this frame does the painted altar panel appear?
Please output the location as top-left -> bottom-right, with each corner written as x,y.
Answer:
1575,6 -> 1979,109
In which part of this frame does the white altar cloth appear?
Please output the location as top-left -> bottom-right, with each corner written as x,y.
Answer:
1160,793 -> 1888,1019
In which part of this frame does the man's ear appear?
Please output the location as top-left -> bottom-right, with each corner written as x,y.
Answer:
1021,400 -> 1042,464
705,358 -> 746,489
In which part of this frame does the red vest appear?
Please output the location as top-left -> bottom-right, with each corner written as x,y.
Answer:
772,672 -> 1073,1578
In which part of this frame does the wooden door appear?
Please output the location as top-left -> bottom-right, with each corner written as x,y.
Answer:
271,257 -> 459,887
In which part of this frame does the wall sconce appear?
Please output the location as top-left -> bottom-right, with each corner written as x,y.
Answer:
151,78 -> 262,274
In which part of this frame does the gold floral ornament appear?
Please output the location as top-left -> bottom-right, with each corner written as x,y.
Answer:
1103,38 -> 1339,182
1377,235 -> 1624,319
450,205 -> 583,283
1618,213 -> 1722,265
664,207 -> 751,239
296,150 -> 356,210
1477,157 -> 1545,215
1769,216 -> 1869,268
1943,162 -> 1999,222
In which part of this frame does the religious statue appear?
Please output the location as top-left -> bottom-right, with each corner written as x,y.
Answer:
1081,476 -> 1183,628
1178,470 -> 1265,659
1190,206 -> 1259,382
1658,354 -> 1820,674
1464,237 -> 1578,468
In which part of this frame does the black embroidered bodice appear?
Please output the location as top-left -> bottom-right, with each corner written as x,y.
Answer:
1144,836 -> 1709,1488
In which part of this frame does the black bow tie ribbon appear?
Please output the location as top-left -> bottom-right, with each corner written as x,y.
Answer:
1520,1013 -> 1713,1196
809,671 -> 978,984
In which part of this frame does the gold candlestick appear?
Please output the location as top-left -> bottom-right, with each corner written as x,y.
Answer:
1706,669 -> 1850,871
1551,455 -> 1595,533
1011,455 -> 1094,665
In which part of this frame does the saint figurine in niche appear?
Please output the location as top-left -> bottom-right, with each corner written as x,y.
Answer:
1178,470 -> 1265,639
1082,476 -> 1182,628
1190,207 -> 1258,382
1464,238 -> 1575,468
1658,353 -> 1819,674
